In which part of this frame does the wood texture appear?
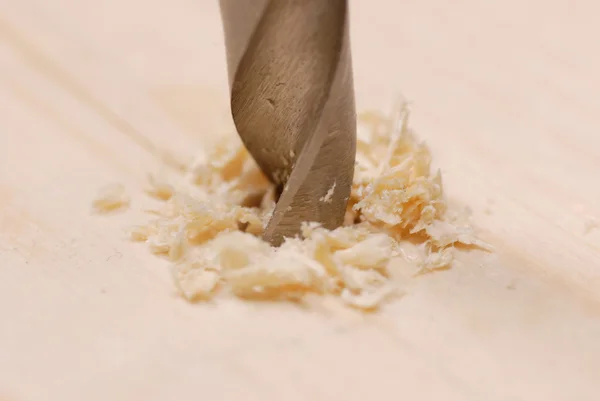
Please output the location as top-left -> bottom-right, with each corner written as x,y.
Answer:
1,1 -> 599,400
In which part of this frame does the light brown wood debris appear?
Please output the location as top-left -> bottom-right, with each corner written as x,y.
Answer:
97,101 -> 490,310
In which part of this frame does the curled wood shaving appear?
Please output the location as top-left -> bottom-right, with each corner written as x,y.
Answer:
100,100 -> 490,310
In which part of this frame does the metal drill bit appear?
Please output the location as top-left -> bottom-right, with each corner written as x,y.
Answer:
219,0 -> 357,246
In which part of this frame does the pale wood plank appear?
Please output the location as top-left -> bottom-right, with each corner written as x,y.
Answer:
1,1 -> 599,400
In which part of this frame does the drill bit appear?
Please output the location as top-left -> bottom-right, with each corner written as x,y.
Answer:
219,0 -> 357,246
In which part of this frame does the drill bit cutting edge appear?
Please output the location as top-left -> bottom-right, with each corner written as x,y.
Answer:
219,0 -> 357,246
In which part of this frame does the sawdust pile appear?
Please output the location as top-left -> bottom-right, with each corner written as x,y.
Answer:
95,101 -> 490,310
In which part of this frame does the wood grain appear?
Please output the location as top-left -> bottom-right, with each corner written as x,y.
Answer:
1,1 -> 599,400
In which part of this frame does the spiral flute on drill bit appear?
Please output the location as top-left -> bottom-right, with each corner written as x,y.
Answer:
92,2 -> 491,310
219,0 -> 357,246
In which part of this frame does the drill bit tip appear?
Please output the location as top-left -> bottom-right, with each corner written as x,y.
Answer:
220,0 -> 357,245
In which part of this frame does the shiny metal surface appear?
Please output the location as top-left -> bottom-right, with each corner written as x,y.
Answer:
219,0 -> 357,245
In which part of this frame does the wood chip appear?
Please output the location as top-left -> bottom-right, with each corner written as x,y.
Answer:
92,183 -> 130,212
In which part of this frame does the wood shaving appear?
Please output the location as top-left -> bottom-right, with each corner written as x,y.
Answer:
320,182 -> 336,203
145,174 -> 175,200
97,100 -> 490,310
92,183 -> 130,212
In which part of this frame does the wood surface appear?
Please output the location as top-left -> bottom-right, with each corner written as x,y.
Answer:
1,1 -> 599,400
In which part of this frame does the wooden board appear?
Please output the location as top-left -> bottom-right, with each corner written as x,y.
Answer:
1,1 -> 599,400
